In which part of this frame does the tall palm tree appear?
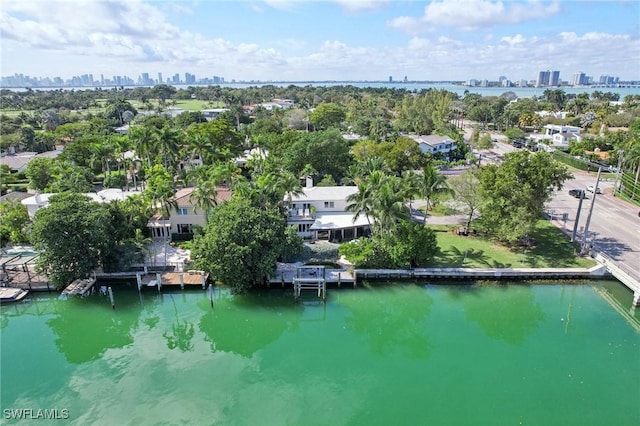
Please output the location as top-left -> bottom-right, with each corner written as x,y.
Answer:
417,164 -> 450,222
278,170 -> 304,211
346,181 -> 374,229
370,176 -> 408,236
129,125 -> 158,167
186,132 -> 213,165
157,125 -> 181,171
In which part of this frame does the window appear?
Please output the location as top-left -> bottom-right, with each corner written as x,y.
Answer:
297,224 -> 311,232
177,224 -> 193,234
177,208 -> 188,216
324,201 -> 334,208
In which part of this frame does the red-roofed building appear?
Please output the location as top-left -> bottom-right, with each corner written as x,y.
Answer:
148,185 -> 232,241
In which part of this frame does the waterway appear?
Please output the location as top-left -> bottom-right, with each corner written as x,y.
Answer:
5,83 -> 640,99
1,280 -> 639,425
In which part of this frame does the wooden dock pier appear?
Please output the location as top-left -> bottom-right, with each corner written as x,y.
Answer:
136,270 -> 209,291
61,278 -> 97,297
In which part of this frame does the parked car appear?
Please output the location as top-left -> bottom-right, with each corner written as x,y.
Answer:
569,189 -> 586,199
586,185 -> 602,194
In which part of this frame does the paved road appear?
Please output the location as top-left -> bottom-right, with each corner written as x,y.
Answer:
546,170 -> 640,279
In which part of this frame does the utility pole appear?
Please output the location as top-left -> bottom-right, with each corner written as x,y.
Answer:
571,195 -> 585,242
581,167 -> 602,253
612,150 -> 623,197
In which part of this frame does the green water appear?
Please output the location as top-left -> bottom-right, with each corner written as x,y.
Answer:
1,282 -> 639,426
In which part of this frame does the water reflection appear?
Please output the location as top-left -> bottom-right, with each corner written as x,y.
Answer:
46,291 -> 146,364
198,289 -> 303,358
162,294 -> 195,352
458,284 -> 545,345
339,285 -> 434,359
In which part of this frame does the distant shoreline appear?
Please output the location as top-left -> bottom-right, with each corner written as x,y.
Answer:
3,81 -> 639,98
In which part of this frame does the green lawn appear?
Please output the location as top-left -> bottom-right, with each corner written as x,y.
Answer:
427,220 -> 596,269
173,99 -> 225,110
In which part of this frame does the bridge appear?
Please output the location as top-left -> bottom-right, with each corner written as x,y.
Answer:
592,251 -> 640,308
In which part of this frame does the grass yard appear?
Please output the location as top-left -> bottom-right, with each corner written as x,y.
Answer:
428,219 -> 596,269
173,99 -> 225,110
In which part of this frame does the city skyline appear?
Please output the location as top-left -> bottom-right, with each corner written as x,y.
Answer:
1,0 -> 639,82
2,67 -> 633,89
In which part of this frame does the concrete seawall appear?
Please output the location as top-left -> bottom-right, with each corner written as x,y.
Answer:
354,265 -> 609,283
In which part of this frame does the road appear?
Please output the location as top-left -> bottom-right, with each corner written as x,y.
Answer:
546,170 -> 640,280
458,126 -> 639,279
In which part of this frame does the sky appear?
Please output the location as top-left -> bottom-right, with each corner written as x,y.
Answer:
1,0 -> 639,83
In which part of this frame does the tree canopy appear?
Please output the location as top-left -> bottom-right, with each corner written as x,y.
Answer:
476,151 -> 571,243
30,193 -> 112,289
191,197 -> 302,293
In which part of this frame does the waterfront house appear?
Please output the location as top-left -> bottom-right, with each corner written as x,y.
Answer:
286,180 -> 371,242
147,186 -> 232,241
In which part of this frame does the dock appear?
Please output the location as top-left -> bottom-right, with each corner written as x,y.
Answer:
136,270 -> 209,291
271,264 -> 355,288
61,278 -> 97,297
0,287 -> 29,303
290,266 -> 328,301
0,253 -> 52,291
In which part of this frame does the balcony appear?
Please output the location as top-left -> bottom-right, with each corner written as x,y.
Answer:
288,208 -> 315,219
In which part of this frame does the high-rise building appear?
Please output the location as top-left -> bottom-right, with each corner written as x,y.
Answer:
158,72 -> 163,85
550,70 -> 560,86
389,76 -> 393,82
185,72 -> 196,84
537,70 -> 550,87
572,72 -> 586,86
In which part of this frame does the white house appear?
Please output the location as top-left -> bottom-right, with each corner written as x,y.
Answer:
201,108 -> 229,121
234,147 -> 268,167
407,135 -> 457,158
21,188 -> 141,219
538,124 -> 583,149
286,182 -> 371,242
543,124 -> 581,137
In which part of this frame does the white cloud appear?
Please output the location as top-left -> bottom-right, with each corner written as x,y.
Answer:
262,0 -> 301,12
0,1 -> 637,81
389,0 -> 561,33
500,34 -> 526,45
333,0 -> 389,13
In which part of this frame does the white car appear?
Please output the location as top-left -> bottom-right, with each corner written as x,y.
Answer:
586,185 -> 602,194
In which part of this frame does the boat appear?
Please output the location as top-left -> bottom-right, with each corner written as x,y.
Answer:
0,287 -> 29,304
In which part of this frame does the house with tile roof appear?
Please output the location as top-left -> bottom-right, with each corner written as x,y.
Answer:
148,185 -> 232,241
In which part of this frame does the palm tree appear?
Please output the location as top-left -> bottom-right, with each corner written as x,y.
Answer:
278,171 -> 304,211
129,125 -> 158,167
156,125 -> 181,171
346,182 -> 374,229
370,176 -> 408,236
416,164 -> 450,221
186,132 -> 213,165
187,166 -> 218,217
